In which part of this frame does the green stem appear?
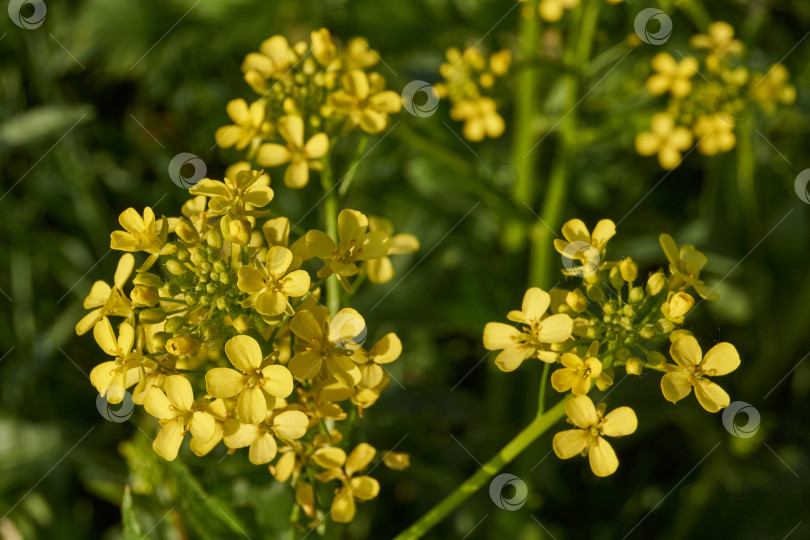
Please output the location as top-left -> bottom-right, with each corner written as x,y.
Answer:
538,362 -> 550,414
393,396 -> 569,540
735,116 -> 759,239
527,0 -> 601,288
320,154 -> 340,317
338,135 -> 369,197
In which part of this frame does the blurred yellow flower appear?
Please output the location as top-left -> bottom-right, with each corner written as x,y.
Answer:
635,113 -> 693,169
215,98 -> 272,151
189,168 -> 273,216
553,395 -> 637,477
313,443 -> 380,523
693,114 -> 736,156
690,21 -> 743,71
647,53 -> 698,98
328,70 -> 402,134
450,97 -> 505,142
364,216 -> 419,284
539,0 -> 580,22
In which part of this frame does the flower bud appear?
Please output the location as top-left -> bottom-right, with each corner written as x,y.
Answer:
139,307 -> 166,324
150,331 -> 172,351
164,316 -> 185,333
655,318 -> 676,333
628,286 -> 645,304
166,260 -> 187,276
565,289 -> 588,313
609,266 -> 624,290
646,350 -> 666,366
661,292 -> 694,323
639,326 -> 655,339
190,248 -> 207,266
175,217 -> 199,244
232,315 -> 252,334
383,452 -> 411,470
619,258 -> 638,283
166,335 -> 200,356
229,219 -> 251,246
625,357 -> 642,375
131,285 -> 159,307
647,271 -> 666,296
133,272 -> 163,288
207,229 -> 223,250
586,282 -> 605,303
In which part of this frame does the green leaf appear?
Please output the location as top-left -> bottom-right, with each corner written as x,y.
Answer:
122,486 -> 144,539
0,105 -> 94,153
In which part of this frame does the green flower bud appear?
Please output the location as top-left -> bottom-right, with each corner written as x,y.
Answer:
133,272 -> 163,288
619,258 -> 638,283
625,357 -> 642,375
647,271 -> 666,296
175,217 -> 199,244
150,331 -> 172,351
655,318 -> 676,333
139,307 -> 166,324
166,260 -> 187,276
131,285 -> 159,307
207,229 -> 223,250
646,350 -> 666,366
232,315 -> 252,334
164,316 -> 185,333
609,266 -> 624,290
565,289 -> 588,313
628,286 -> 645,304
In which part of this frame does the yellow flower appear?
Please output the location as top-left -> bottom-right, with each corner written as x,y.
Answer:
341,37 -> 379,71
256,115 -> 329,189
223,409 -> 309,465
89,319 -> 143,403
237,246 -> 311,317
241,35 -> 297,92
144,375 -> 216,461
364,216 -> 419,284
689,21 -> 743,71
483,287 -> 573,371
551,352 -> 603,395
288,308 -> 365,387
310,28 -> 338,67
659,233 -> 719,300
313,443 -> 380,523
539,0 -> 580,22
449,97 -> 505,142
635,113 -> 693,169
693,114 -> 735,156
553,219 -> 616,278
261,216 -> 312,269
110,207 -> 166,256
75,254 -> 134,335
205,335 -> 294,424
306,209 -> 390,286
328,71 -> 402,134
552,395 -> 637,477
383,451 -> 410,470
353,333 -> 402,389
215,99 -> 271,150
660,291 -> 694,324
646,53 -> 698,98
750,65 -> 796,113
661,335 -> 739,412
189,167 -> 273,216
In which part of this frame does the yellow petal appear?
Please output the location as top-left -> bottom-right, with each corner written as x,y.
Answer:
356,231 -> 390,261
342,70 -> 370,100
537,314 -> 573,343
296,481 -> 315,516
553,429 -> 589,459
388,233 -> 419,255
693,380 -> 730,412
346,443 -> 376,476
482,322 -> 520,350
304,133 -> 329,159
591,219 -> 616,249
248,433 -> 278,464
313,447 -> 347,469
306,229 -> 336,259
144,387 -> 174,420
288,350 -> 322,380
279,115 -> 305,148
331,485 -> 356,523
280,270 -> 310,297
494,345 -> 535,372
561,219 -> 590,243
589,437 -> 619,477
338,209 -> 368,245
113,254 -> 135,288
661,371 -> 692,403
670,335 -> 702,368
522,287 -> 551,322
261,364 -> 294,398
164,375 -> 193,411
243,185 -> 274,207
89,361 -> 117,396
550,368 -> 577,393
350,476 -> 380,500
222,418 -> 258,448
369,91 -> 402,114
237,266 -> 266,294
566,395 -> 598,428
290,310 -> 323,342
205,368 -> 245,398
93,317 -> 119,356
284,160 -> 310,188
226,98 -> 249,123
370,333 -> 402,364
700,342 -> 740,376
601,406 -> 638,437
256,143 -> 291,167
153,422 -> 185,461
262,216 -> 290,247
635,132 -> 660,156
256,291 -> 287,317
272,410 -> 309,440
237,386 -> 268,424
190,422 -> 223,457
360,109 -> 388,134
225,335 -> 263,371
266,246 -> 293,278
190,411 -> 216,442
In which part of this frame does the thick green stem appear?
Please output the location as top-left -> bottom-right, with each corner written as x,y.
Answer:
393,397 -> 568,540
537,362 -> 551,414
320,156 -> 340,317
527,0 -> 600,288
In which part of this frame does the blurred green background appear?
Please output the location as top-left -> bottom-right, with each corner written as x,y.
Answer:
2,0 -> 810,538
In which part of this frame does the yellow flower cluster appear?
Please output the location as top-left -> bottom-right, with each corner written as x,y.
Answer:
435,46 -> 511,142
78,30 -> 418,529
636,21 -> 796,169
484,218 -> 740,476
217,28 -> 402,188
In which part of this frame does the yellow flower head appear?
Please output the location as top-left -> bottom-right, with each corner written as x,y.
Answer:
353,333 -> 402,389
237,246 -> 311,317
223,409 -> 309,465
110,207 -> 167,257
689,21 -> 743,71
215,98 -> 272,151
551,351 -> 603,395
693,113 -> 736,156
256,115 -> 329,189
89,319 -> 143,403
205,335 -> 294,424
660,291 -> 694,324
659,233 -> 718,300
553,395 -> 637,477
661,335 -> 739,412
751,64 -> 797,113
189,167 -> 273,216
363,216 -> 419,284
75,253 -> 134,335
328,70 -> 402,134
313,443 -> 380,523
554,219 -> 616,279
647,53 -> 698,98
539,0 -> 580,22
635,113 -> 693,169
484,287 -> 574,371
144,375 -> 217,461
449,97 -> 505,142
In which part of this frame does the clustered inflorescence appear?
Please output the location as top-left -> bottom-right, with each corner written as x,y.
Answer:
484,219 -> 740,476
76,29 -> 417,527
636,21 -> 796,169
